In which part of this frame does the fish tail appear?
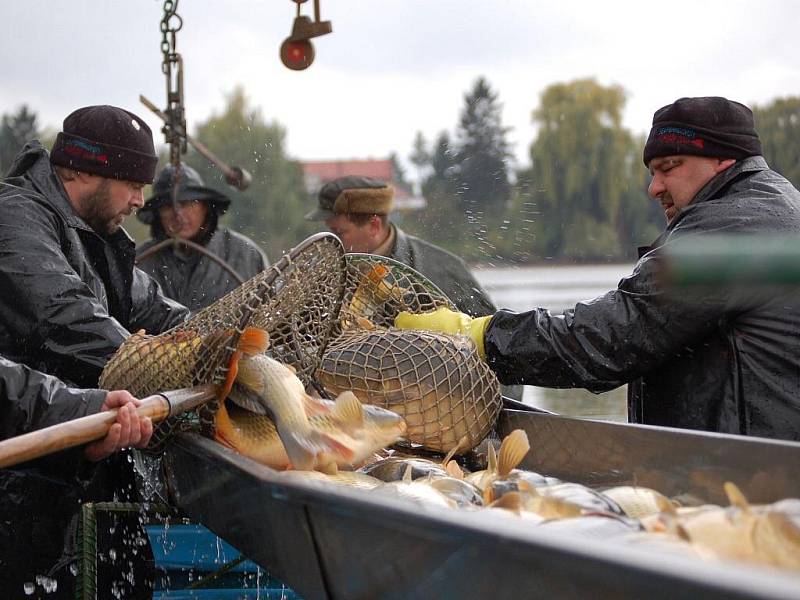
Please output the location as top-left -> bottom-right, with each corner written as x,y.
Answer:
217,327 -> 270,401
283,428 -> 355,471
238,327 -> 270,356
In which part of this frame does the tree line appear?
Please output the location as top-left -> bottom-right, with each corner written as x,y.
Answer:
2,81 -> 799,263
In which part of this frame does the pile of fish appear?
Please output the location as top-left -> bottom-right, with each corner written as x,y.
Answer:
205,326 -> 800,574
213,328 -> 407,473
301,430 -> 800,573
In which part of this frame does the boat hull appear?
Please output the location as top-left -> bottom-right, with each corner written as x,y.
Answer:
162,408 -> 800,599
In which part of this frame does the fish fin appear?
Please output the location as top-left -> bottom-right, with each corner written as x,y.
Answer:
489,491 -> 522,514
487,442 -> 498,475
355,316 -> 376,330
724,481 -> 750,512
518,480 -> 540,496
303,394 -> 333,417
213,402 -> 237,450
331,391 -> 365,427
238,327 -> 270,355
498,430 -> 530,478
442,435 -> 469,466
227,383 -> 271,415
445,460 -> 464,479
218,351 -> 241,402
281,428 -> 355,472
655,495 -> 676,514
316,457 -> 339,476
402,464 -> 413,484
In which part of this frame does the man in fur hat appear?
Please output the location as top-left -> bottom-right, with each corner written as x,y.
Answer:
136,164 -> 269,311
306,175 -> 495,317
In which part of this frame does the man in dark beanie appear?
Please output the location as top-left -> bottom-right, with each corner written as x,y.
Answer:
306,175 -> 495,317
136,164 -> 268,311
397,96 -> 800,443
0,105 -> 189,598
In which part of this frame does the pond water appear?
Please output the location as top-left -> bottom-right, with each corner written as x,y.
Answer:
473,263 -> 635,422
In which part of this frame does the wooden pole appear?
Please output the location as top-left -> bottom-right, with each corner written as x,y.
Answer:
0,384 -> 218,469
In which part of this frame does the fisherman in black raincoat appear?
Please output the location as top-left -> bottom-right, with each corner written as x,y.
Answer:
136,164 -> 269,311
0,105 -> 189,598
306,175 -> 496,317
397,97 -> 800,442
0,356 -> 155,595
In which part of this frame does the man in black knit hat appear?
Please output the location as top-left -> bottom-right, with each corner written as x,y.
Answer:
0,105 -> 189,598
397,96 -> 800,442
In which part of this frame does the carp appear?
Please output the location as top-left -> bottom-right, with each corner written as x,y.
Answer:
644,482 -> 800,570
370,465 -> 457,509
358,456 -> 450,482
278,469 -> 385,491
317,327 -> 502,453
215,389 -> 406,472
602,486 -> 677,519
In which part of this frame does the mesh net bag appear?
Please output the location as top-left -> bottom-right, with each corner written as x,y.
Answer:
318,254 -> 502,454
317,327 -> 501,454
99,233 -> 347,448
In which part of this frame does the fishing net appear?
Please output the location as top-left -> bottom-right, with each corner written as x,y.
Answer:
335,253 -> 456,333
99,233 -> 347,449
318,254 -> 502,454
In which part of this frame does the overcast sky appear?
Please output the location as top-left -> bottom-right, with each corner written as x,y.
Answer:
2,1 -> 798,174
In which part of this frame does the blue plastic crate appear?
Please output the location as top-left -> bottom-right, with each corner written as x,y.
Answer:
146,523 -> 300,598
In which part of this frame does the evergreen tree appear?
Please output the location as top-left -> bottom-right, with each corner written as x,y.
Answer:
753,96 -> 800,188
408,131 -> 430,195
185,87 -> 313,260
0,105 -> 38,176
453,77 -> 512,212
389,151 -> 410,190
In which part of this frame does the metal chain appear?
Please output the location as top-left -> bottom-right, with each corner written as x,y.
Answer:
160,0 -> 186,167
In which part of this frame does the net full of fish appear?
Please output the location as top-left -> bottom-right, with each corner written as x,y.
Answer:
317,326 -> 502,454
99,233 -> 349,449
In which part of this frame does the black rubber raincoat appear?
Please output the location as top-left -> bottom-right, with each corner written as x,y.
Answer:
137,228 -> 268,311
485,156 -> 800,441
0,141 -> 188,387
0,142 -> 189,598
391,226 -> 496,317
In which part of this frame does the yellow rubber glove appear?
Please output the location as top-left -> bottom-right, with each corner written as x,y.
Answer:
395,307 -> 492,360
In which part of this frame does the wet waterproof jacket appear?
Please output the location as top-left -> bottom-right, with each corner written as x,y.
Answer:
0,141 -> 188,388
0,142 -> 187,598
137,228 -> 268,311
485,156 -> 800,441
392,226 -> 496,317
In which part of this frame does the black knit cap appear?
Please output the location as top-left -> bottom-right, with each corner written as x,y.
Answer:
50,105 -> 158,183
643,97 -> 762,166
137,164 -> 231,225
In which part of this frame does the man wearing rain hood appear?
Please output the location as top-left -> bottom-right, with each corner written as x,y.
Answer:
136,164 -> 269,311
397,96 -> 800,442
